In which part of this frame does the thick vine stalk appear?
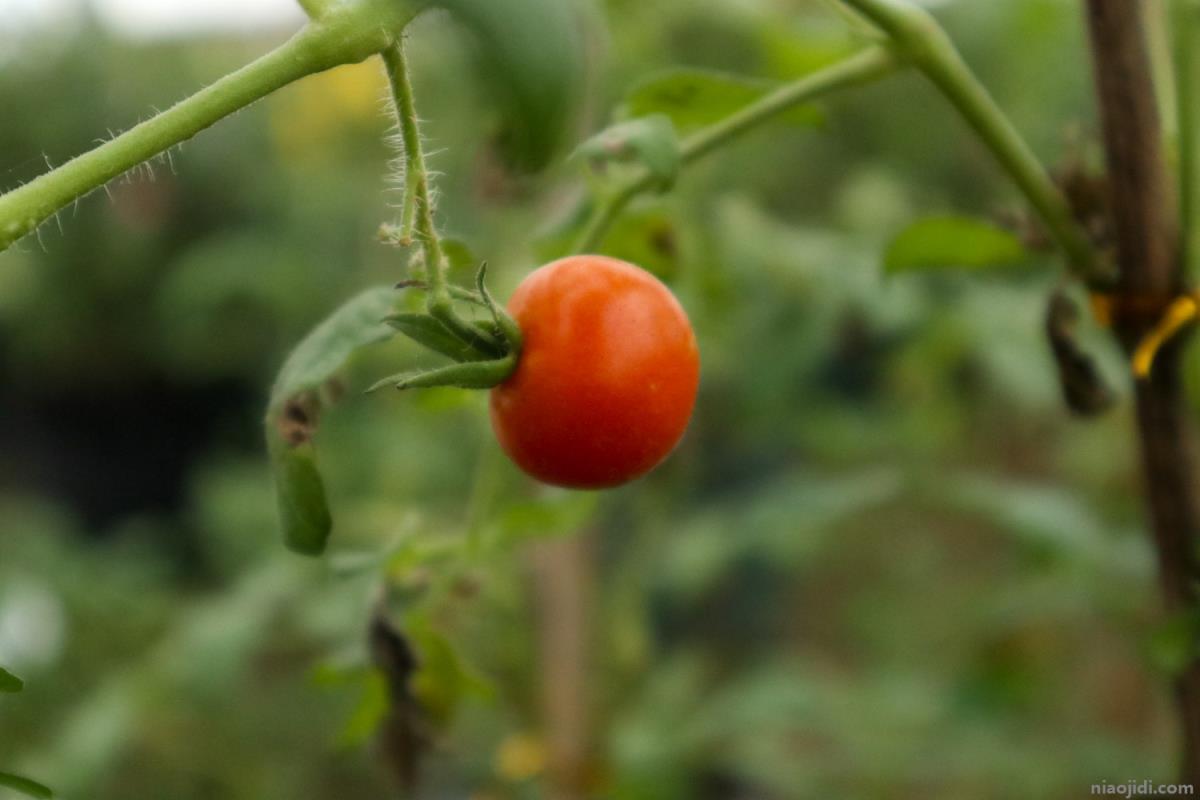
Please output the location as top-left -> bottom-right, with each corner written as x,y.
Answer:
0,0 -> 413,253
1085,0 -> 1200,781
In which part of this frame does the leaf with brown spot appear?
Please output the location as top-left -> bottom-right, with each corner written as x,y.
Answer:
265,288 -> 396,555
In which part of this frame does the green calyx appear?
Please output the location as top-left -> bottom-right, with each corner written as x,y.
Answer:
374,42 -> 522,395
370,262 -> 523,393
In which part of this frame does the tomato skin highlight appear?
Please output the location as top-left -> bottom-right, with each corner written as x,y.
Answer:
489,255 -> 700,489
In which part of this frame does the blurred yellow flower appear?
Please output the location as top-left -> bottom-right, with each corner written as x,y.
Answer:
269,59 -> 384,160
493,733 -> 546,782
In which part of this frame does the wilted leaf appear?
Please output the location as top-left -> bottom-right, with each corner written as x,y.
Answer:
267,287 -> 396,556
268,441 -> 333,556
0,667 -> 23,693
269,288 -> 395,409
621,68 -> 824,133
575,115 -> 681,188
884,215 -> 1025,274
0,773 -> 53,799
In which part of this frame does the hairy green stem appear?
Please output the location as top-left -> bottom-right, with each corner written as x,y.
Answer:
0,0 -> 413,253
382,43 -> 446,299
380,42 -> 505,354
837,0 -> 1107,281
575,46 -> 900,253
401,167 -> 420,242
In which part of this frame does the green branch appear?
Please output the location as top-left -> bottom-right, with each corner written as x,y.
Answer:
0,0 -> 414,253
837,0 -> 1107,282
575,46 -> 900,253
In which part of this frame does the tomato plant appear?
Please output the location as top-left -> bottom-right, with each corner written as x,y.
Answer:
5,0 -> 1200,795
490,255 -> 700,489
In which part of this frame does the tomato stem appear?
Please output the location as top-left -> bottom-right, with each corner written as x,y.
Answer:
382,42 -> 446,299
381,41 -> 507,356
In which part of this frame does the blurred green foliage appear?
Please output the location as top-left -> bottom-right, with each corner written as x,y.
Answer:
0,0 -> 1184,798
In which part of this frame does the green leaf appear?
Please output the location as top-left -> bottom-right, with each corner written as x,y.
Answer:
269,287 -> 396,409
0,773 -> 53,799
884,215 -> 1026,274
431,0 -> 584,172
0,667 -> 23,693
594,204 -> 681,281
760,23 -> 866,80
575,115 -> 682,188
266,287 -> 396,556
365,354 -> 515,393
384,313 -> 482,362
337,670 -> 390,748
268,441 -> 332,556
621,68 -> 825,133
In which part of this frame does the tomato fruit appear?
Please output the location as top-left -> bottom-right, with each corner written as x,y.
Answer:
489,255 -> 700,488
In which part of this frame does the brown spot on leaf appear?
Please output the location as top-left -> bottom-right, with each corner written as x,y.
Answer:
277,392 -> 321,447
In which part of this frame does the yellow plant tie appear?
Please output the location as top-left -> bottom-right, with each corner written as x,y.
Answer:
1131,294 -> 1200,379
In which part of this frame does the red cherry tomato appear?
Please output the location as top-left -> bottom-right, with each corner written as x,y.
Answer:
489,255 -> 700,489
